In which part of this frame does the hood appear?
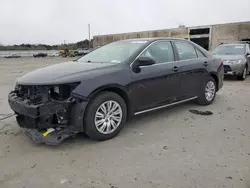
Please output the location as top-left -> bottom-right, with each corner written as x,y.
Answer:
17,61 -> 116,85
213,54 -> 245,61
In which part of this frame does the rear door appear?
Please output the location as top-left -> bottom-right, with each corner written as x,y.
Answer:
172,40 -> 210,98
130,40 -> 182,112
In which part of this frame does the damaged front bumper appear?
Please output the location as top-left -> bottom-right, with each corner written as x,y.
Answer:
24,128 -> 75,145
8,90 -> 88,145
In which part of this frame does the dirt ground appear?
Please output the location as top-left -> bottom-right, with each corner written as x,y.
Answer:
0,57 -> 250,188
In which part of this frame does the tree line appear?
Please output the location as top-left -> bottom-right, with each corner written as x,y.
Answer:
0,39 -> 93,51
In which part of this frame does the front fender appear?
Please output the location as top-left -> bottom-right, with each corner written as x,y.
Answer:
71,69 -> 131,99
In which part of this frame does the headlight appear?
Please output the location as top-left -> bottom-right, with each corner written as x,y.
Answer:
229,60 -> 242,64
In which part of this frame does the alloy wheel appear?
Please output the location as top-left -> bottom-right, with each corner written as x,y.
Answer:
205,81 -> 215,102
94,100 -> 123,134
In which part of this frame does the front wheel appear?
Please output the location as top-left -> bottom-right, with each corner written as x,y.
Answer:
237,66 -> 247,80
196,77 -> 216,105
84,92 -> 127,141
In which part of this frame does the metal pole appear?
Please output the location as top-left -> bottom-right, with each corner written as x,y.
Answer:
88,24 -> 91,49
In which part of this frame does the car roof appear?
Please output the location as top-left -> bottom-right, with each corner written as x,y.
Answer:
118,37 -> 185,42
219,43 -> 246,46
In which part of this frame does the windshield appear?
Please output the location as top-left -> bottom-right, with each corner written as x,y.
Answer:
77,41 -> 147,63
212,44 -> 245,55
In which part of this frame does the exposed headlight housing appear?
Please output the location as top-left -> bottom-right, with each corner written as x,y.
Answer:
50,82 -> 80,101
228,60 -> 242,64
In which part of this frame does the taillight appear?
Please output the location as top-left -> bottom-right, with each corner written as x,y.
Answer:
221,60 -> 224,65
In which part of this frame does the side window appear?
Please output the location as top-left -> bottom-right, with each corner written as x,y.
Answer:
174,41 -> 198,60
196,48 -> 206,58
140,41 -> 174,64
247,44 -> 250,53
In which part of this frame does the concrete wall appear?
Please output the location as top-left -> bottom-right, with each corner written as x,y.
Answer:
93,21 -> 250,49
210,22 -> 250,50
93,28 -> 189,47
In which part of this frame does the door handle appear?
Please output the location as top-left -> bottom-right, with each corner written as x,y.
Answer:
172,66 -> 180,72
204,61 -> 208,66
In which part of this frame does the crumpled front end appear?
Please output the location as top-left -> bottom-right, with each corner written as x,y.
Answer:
8,83 -> 86,145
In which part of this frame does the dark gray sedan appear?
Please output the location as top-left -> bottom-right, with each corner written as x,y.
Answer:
212,42 -> 250,80
8,38 -> 224,145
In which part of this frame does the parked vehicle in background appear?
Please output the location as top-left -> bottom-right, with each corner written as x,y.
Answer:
212,42 -> 250,80
48,51 -> 59,57
59,49 -> 69,57
8,38 -> 223,145
5,54 -> 21,58
59,49 -> 79,57
82,48 -> 91,55
33,53 -> 48,58
76,48 -> 92,56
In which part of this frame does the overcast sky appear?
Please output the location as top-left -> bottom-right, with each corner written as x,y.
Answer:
0,0 -> 249,45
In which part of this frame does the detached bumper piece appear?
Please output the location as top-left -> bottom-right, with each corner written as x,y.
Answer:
24,128 -> 75,145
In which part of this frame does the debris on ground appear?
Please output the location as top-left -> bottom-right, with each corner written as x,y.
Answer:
227,107 -> 234,111
60,179 -> 68,184
189,109 -> 213,116
30,164 -> 36,169
163,146 -> 168,150
225,176 -> 233,180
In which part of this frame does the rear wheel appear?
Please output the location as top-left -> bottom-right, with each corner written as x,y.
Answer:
84,92 -> 127,141
197,77 -> 216,105
237,66 -> 247,80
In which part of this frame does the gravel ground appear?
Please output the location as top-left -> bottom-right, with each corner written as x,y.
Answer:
0,57 -> 250,188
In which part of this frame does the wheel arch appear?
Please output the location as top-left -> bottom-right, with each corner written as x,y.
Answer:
209,72 -> 219,91
87,84 -> 131,117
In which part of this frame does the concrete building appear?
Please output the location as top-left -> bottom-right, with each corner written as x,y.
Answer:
93,21 -> 250,50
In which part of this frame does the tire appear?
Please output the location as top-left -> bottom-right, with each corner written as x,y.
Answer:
84,91 -> 127,141
237,66 -> 247,80
196,77 -> 216,105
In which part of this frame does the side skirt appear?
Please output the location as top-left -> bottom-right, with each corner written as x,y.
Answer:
134,96 -> 198,115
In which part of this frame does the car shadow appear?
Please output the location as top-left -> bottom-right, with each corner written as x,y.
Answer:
35,99 -> 217,150
34,101 -> 196,149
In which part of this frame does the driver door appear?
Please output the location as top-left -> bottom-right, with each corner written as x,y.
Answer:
129,41 -> 182,112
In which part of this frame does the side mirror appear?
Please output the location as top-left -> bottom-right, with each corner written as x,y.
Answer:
135,56 -> 156,67
246,52 -> 250,58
